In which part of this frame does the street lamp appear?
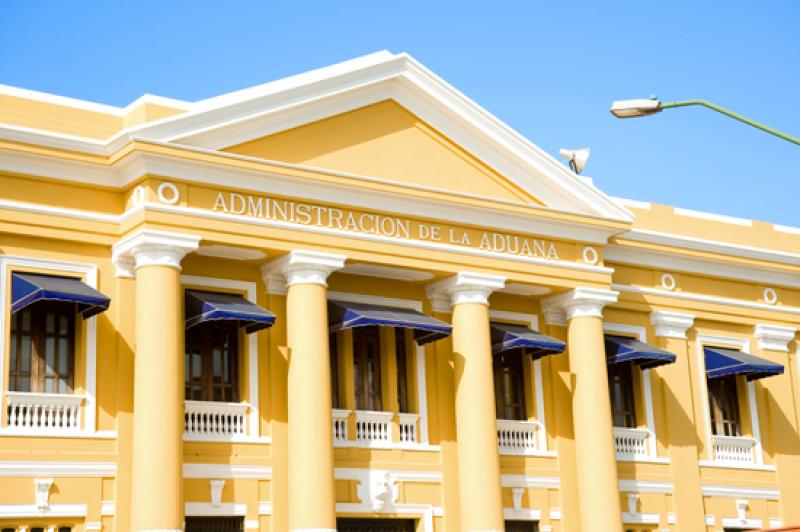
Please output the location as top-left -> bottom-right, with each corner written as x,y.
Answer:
610,98 -> 800,146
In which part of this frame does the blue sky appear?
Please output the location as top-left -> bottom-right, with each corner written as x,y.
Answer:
2,1 -> 798,225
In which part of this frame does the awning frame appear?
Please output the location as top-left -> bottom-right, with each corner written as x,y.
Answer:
11,272 -> 111,318
185,289 -> 275,334
328,300 -> 451,345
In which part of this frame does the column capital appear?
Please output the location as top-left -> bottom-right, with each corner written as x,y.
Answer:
650,310 -> 695,339
754,323 -> 797,352
426,272 -> 506,307
261,250 -> 346,288
541,287 -> 618,322
112,230 -> 200,277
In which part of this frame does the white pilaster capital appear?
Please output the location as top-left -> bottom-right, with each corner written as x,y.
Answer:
426,272 -> 506,307
427,292 -> 452,313
754,323 -> 796,352
541,287 -> 618,321
112,230 -> 200,275
650,310 -> 696,339
261,250 -> 346,288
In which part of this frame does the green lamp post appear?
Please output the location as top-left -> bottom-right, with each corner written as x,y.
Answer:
610,98 -> 799,146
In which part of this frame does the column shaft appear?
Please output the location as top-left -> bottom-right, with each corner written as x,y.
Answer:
567,315 -> 623,531
286,282 -> 336,531
452,301 -> 504,531
655,335 -> 705,531
131,264 -> 184,531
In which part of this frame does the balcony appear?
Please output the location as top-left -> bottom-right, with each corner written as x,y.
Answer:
496,419 -> 544,455
613,427 -> 651,460
331,409 -> 421,447
712,435 -> 756,464
184,400 -> 250,440
5,392 -> 84,434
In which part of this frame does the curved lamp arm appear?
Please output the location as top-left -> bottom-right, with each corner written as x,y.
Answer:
611,98 -> 799,146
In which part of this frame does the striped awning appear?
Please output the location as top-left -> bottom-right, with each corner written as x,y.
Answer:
490,323 -> 565,360
704,346 -> 783,381
11,272 -> 110,318
605,334 -> 676,369
328,300 -> 451,345
185,290 -> 275,334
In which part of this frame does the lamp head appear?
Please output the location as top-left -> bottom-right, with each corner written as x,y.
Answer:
558,148 -> 591,174
610,98 -> 662,118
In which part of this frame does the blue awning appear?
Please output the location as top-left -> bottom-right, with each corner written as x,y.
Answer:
185,290 -> 275,334
490,323 -> 565,360
328,300 -> 451,345
605,334 -> 676,369
704,346 -> 783,381
11,272 -> 110,318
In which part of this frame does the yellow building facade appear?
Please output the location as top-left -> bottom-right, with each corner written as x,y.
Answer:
0,51 -> 799,532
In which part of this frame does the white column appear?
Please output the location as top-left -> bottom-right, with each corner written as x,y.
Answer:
263,250 -> 345,532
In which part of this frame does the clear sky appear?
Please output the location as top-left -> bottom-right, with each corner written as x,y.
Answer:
2,1 -> 798,225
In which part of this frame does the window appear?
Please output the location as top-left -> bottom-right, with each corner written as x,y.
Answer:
185,322 -> 239,402
9,302 -> 75,394
708,374 -> 741,437
494,352 -> 526,421
396,330 -> 410,413
608,362 -> 637,428
353,326 -> 382,411
505,521 -> 538,532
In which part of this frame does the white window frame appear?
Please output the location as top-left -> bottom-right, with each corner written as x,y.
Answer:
695,333 -> 763,466
489,309 -> 549,454
328,291 -> 432,447
603,323 -> 660,461
0,255 -> 99,434
181,275 -> 264,442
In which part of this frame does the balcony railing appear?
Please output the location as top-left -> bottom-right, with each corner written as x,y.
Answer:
355,410 -> 393,444
712,435 -> 756,464
496,419 -> 543,455
613,427 -> 651,459
184,400 -> 249,439
332,410 -> 421,446
332,408 -> 350,443
5,392 -> 83,433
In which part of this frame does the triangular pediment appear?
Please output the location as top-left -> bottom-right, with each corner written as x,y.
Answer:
123,51 -> 633,222
223,100 -> 544,205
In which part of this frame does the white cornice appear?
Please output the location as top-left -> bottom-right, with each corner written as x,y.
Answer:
0,147 -> 624,246
0,51 -> 633,221
617,229 -> 800,267
614,283 -> 800,317
604,244 -> 800,289
700,485 -> 779,500
182,463 -> 272,479
0,461 -> 116,477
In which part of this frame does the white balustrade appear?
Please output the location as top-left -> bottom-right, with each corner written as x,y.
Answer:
184,401 -> 249,439
496,419 -> 543,454
712,435 -> 756,464
5,392 -> 83,433
355,410 -> 394,444
613,427 -> 651,459
398,412 -> 420,444
332,408 -> 350,443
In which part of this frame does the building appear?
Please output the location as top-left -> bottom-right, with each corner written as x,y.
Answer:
0,51 -> 799,532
